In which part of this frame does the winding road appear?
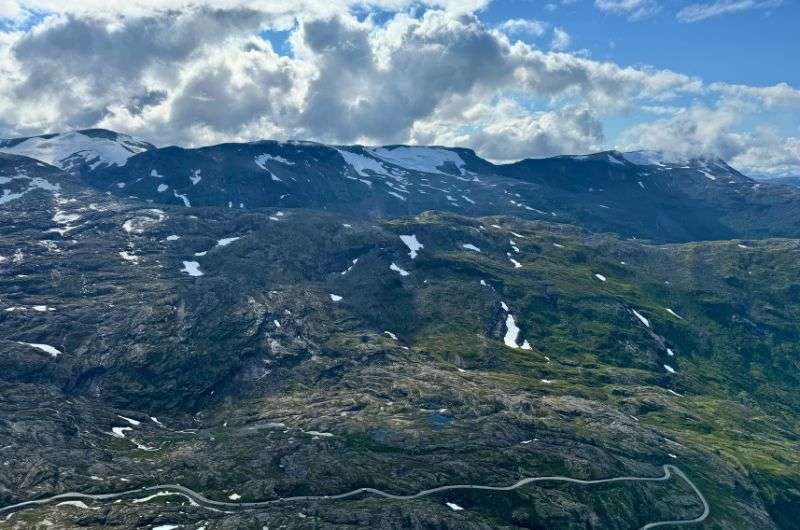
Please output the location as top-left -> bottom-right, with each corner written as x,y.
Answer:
0,464 -> 708,529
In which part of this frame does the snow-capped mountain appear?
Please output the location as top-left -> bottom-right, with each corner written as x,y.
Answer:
4,129 -> 799,242
0,129 -> 154,173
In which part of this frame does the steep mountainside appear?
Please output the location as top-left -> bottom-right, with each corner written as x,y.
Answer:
1,149 -> 798,528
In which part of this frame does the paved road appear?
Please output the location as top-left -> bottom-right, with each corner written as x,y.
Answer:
0,464 -> 708,529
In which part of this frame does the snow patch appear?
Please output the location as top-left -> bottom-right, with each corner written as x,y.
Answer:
216,237 -> 240,247
665,308 -> 684,319
338,149 -> 389,177
632,309 -> 650,328
504,314 -> 521,348
400,235 -> 423,259
57,501 -> 91,509
17,341 -> 61,357
256,153 -> 295,170
0,176 -> 60,204
368,146 -> 467,176
122,209 -> 166,234
390,262 -> 410,276
341,258 -> 358,275
117,415 -> 141,426
119,251 -> 138,263
132,492 -> 174,504
180,261 -> 203,277
110,427 -> 132,438
53,211 -> 81,224
173,190 -> 191,207
0,131 -> 149,169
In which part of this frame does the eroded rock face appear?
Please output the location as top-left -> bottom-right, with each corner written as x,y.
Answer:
0,151 -> 798,529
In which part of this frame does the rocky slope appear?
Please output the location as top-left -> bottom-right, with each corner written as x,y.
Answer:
0,141 -> 799,529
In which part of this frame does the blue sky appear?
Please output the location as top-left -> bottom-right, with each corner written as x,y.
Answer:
479,0 -> 797,87
0,0 -> 798,177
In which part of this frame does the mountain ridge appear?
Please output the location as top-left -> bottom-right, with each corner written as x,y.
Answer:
0,127 -> 743,174
6,128 -> 799,245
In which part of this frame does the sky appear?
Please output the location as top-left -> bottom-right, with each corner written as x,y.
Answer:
0,0 -> 797,177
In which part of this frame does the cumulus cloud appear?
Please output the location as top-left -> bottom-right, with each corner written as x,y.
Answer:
1,7 -> 276,137
0,0 -> 491,23
0,6 -> 700,147
0,1 -> 797,176
413,100 -> 604,161
730,134 -> 800,177
619,105 -> 739,156
677,0 -> 783,23
618,104 -> 800,177
498,18 -> 548,37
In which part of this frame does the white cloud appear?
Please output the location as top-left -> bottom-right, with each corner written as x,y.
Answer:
0,0 -> 491,23
618,104 -> 800,177
677,0 -> 783,23
499,18 -> 547,37
412,100 -> 604,161
550,27 -> 571,51
709,81 -> 800,108
619,105 -> 739,156
0,2 -> 797,176
594,0 -> 661,20
729,133 -> 800,177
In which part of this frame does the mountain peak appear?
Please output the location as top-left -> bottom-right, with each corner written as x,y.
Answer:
621,149 -> 728,167
0,129 -> 154,172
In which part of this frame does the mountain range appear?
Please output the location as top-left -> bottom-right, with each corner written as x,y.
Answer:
1,129 -> 798,529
